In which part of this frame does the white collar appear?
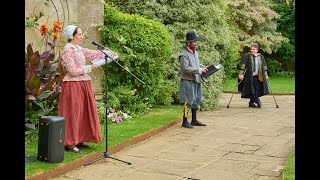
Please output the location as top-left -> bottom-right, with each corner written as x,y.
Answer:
64,43 -> 83,50
186,47 -> 196,53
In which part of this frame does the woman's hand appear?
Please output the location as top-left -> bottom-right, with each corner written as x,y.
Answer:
111,52 -> 118,57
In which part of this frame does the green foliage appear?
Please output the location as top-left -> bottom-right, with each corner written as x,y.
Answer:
25,125 -> 38,149
25,11 -> 44,28
271,0 -> 295,69
227,0 -> 288,54
273,70 -> 295,78
102,83 -> 149,116
25,0 -> 48,28
223,37 -> 241,78
96,101 -> 107,124
25,105 -> 182,177
100,4 -> 174,115
25,0 -> 67,148
266,57 -> 294,77
266,58 -> 283,77
96,101 -> 133,124
25,42 -> 64,148
107,0 -> 239,110
273,0 -> 295,43
283,150 -> 295,180
224,76 -> 295,94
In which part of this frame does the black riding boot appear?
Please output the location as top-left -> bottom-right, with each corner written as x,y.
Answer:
191,108 -> 206,126
182,116 -> 193,128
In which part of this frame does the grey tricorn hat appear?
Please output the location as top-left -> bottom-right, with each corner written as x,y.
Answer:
184,31 -> 203,42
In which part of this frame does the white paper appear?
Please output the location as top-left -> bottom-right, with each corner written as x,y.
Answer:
214,64 -> 222,69
92,55 -> 118,67
102,49 -> 119,60
92,58 -> 106,67
102,49 -> 113,57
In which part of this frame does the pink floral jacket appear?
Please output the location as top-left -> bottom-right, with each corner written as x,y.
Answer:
61,43 -> 105,82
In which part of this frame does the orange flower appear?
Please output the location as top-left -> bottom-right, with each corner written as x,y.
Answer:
53,20 -> 62,32
40,24 -> 49,36
52,32 -> 59,40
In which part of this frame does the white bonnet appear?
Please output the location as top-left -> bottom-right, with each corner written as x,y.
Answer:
62,25 -> 78,39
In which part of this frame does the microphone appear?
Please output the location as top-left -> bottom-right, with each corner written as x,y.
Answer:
92,41 -> 105,49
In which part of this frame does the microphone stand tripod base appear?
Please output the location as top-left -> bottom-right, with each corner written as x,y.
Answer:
84,152 -> 132,166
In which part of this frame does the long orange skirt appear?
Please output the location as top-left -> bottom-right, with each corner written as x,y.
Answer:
58,81 -> 102,146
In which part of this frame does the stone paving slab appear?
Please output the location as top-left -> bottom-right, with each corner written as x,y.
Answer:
48,94 -> 294,180
185,168 -> 259,180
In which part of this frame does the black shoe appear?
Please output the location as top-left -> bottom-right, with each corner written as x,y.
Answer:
191,120 -> 206,126
77,142 -> 89,148
182,120 -> 193,128
256,101 -> 262,108
249,102 -> 258,108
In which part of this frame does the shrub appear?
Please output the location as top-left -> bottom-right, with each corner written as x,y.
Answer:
99,4 -> 174,115
266,58 -> 283,77
108,0 -> 239,110
25,20 -> 64,147
274,70 -> 295,78
96,101 -> 132,124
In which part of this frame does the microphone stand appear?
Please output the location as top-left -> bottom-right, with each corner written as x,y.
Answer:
84,45 -> 144,166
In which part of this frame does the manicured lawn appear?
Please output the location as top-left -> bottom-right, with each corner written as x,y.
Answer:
283,150 -> 295,180
223,77 -> 295,94
25,105 -> 182,177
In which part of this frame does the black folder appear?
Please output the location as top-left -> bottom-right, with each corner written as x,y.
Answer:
201,64 -> 221,79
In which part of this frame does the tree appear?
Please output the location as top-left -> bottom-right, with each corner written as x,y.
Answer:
226,0 -> 288,54
271,0 -> 295,70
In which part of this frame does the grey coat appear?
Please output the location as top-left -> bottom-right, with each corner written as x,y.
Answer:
179,47 -> 205,108
179,47 -> 204,83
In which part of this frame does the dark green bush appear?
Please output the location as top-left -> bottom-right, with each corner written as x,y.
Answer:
100,4 -> 174,115
266,58 -> 283,77
272,0 -> 295,70
274,70 -> 295,78
108,0 -> 239,110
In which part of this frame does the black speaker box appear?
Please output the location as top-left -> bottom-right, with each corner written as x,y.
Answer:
37,116 -> 65,163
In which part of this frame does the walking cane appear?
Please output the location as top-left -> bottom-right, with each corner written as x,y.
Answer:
227,69 -> 246,108
267,79 -> 279,108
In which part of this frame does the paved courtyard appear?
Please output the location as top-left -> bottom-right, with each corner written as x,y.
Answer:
49,93 -> 295,180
